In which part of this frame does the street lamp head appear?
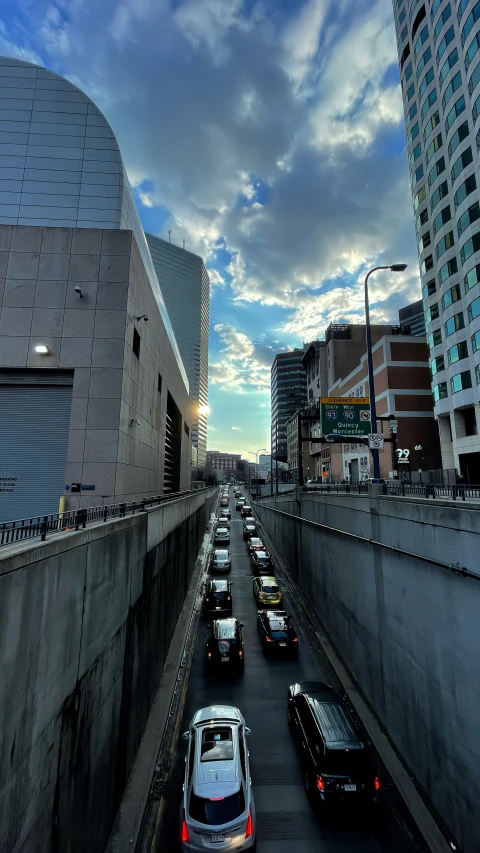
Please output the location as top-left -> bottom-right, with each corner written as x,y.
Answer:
390,263 -> 408,272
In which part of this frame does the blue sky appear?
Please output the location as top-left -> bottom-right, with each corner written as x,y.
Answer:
0,0 -> 421,458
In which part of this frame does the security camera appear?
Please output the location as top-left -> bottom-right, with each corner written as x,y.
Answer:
74,286 -> 83,298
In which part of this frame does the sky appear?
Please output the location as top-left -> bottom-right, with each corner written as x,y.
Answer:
0,0 -> 421,459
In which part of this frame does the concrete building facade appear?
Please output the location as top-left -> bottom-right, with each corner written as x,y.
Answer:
0,58 -> 192,521
393,0 -> 480,481
206,450 -> 242,477
146,234 -> 209,468
271,348 -> 307,462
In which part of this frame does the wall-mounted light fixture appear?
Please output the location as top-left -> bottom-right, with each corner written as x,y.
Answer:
136,315 -> 148,321
34,345 -> 50,354
130,418 -> 141,426
74,286 -> 83,298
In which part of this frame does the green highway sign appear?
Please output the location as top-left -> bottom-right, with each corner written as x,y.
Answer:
321,397 -> 371,438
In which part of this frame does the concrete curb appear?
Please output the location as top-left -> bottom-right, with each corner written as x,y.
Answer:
104,524 -> 213,853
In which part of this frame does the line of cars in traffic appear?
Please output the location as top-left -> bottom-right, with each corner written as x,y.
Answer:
180,485 -> 380,852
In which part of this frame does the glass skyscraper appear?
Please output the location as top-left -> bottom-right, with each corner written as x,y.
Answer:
393,0 -> 480,480
271,349 -> 307,462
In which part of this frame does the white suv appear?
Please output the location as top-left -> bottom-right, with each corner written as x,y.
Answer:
180,705 -> 256,851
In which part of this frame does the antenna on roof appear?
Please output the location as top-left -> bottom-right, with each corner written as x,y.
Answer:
182,237 -> 186,250
168,229 -> 172,242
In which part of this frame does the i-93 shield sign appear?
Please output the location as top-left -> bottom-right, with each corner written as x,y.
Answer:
321,397 -> 371,438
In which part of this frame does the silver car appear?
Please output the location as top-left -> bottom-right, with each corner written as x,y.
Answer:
180,705 -> 256,851
214,527 -> 230,544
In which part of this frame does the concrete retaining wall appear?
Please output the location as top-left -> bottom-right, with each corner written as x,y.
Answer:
0,488 -> 216,853
254,492 -> 480,853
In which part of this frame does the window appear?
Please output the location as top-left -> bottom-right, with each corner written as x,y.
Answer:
465,263 -> 480,292
461,231 -> 480,263
437,25 -> 454,62
474,92 -> 480,122
436,230 -> 454,259
400,24 -> 408,42
409,101 -> 418,120
448,340 -> 468,363
158,373 -> 162,392
426,133 -> 442,163
431,179 -> 448,211
414,184 -> 427,209
442,283 -> 461,308
458,0 -> 470,23
417,207 -> 429,229
428,328 -> 442,348
431,0 -> 442,17
439,47 -> 458,84
414,25 -> 429,56
469,59 -> 480,95
472,329 -> 480,350
399,7 -> 406,25
417,46 -> 432,77
424,110 -> 440,142
189,790 -> 245,825
412,163 -> 424,185
448,122 -> 469,158
445,312 -> 465,335
428,156 -> 445,186
433,381 -> 448,399
433,204 -> 451,235
419,66 -> 434,98
461,1 -> 480,47
408,121 -> 420,146
423,279 -> 436,299
439,256 -> 458,282
465,30 -> 480,68
421,88 -> 437,120
468,295 -> 480,320
442,71 -> 462,109
426,302 -> 440,323
454,174 -> 477,210
404,61 -> 413,80
458,201 -> 480,236
445,96 -> 466,134
431,354 -> 445,374
451,147 -> 473,183
418,230 -> 432,252
421,254 -> 434,275
451,370 -> 472,391
133,327 -> 140,358
405,81 -> 415,102
409,142 -> 422,166
476,363 -> 480,383
433,4 -> 451,43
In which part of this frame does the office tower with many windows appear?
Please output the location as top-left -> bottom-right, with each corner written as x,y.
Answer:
146,234 -> 210,468
393,0 -> 480,480
271,349 -> 308,462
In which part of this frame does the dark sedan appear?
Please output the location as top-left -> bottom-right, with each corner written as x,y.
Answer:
243,522 -> 257,540
247,537 -> 265,554
210,549 -> 232,573
251,549 -> 274,575
257,610 -> 298,656
240,505 -> 253,517
204,579 -> 232,615
206,618 -> 245,674
287,681 -> 379,805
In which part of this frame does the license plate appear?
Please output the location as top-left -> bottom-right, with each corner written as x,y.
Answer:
216,606 -> 222,610
344,784 -> 356,791
211,835 -> 225,843
221,655 -> 229,661
279,642 -> 286,647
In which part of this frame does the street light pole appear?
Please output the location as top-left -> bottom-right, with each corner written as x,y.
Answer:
364,263 -> 408,483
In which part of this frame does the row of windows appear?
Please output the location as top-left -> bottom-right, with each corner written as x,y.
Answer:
433,4 -> 451,45
433,369 -> 475,400
431,339 -> 468,375
461,1 -> 480,48
428,295 -> 480,344
423,260 -> 480,301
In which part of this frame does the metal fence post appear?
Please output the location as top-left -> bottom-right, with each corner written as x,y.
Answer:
40,516 -> 48,542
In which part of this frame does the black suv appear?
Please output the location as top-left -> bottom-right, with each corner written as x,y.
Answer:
204,579 -> 232,615
240,505 -> 253,518
287,681 -> 379,804
206,618 -> 245,674
251,550 -> 274,575
257,609 -> 298,656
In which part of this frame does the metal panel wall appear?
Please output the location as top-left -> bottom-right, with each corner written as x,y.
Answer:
0,384 -> 72,522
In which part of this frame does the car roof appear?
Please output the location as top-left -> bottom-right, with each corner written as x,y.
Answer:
307,697 -> 363,749
249,537 -> 262,544
216,527 -> 229,532
193,724 -> 240,798
192,705 -> 243,726
211,579 -> 228,590
255,551 -> 270,559
262,609 -> 287,618
213,618 -> 238,638
259,576 -> 278,585
213,549 -> 229,556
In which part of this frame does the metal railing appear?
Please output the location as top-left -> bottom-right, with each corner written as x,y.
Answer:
302,482 -> 370,494
0,490 -> 202,549
385,481 -> 480,501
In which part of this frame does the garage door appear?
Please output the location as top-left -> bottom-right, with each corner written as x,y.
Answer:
0,376 -> 73,524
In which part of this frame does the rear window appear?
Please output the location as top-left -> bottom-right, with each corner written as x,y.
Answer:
215,551 -> 228,559
269,619 -> 287,638
189,788 -> 245,825
323,748 -> 368,776
201,728 -> 234,762
262,584 -> 279,593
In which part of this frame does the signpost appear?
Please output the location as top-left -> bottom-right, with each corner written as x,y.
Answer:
368,433 -> 385,450
321,397 -> 371,438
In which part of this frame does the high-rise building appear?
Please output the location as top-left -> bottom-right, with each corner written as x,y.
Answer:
206,451 -> 242,475
399,300 -> 426,335
146,234 -> 209,468
257,454 -> 271,478
271,349 -> 307,462
393,0 -> 480,481
0,57 -> 192,521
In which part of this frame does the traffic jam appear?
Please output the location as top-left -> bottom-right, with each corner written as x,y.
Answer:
159,486 -> 423,853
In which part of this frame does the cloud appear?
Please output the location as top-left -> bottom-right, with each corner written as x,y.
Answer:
210,322 -> 273,393
231,426 -> 242,430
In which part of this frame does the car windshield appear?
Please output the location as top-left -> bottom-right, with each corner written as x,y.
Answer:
250,538 -> 262,546
189,788 -> 245,826
213,580 -> 228,590
257,554 -> 269,562
262,584 -> 279,593
323,747 -> 368,776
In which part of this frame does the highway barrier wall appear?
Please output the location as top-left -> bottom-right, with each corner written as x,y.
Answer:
0,488 -> 216,853
254,491 -> 480,853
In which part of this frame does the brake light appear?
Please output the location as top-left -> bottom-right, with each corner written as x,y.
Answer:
293,637 -> 298,642
238,650 -> 243,658
316,775 -> 325,792
374,776 -> 380,791
205,597 -> 209,602
245,807 -> 253,838
210,797 -> 224,801
265,636 -> 272,642
207,652 -> 212,658
227,596 -> 231,601
181,813 -> 189,842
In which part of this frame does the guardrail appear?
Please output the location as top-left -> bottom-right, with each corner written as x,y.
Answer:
302,482 -> 370,494
0,490 -> 201,548
300,481 -> 480,501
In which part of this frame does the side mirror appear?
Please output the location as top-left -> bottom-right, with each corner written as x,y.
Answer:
240,623 -> 244,628
182,731 -> 189,741
245,726 -> 252,736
